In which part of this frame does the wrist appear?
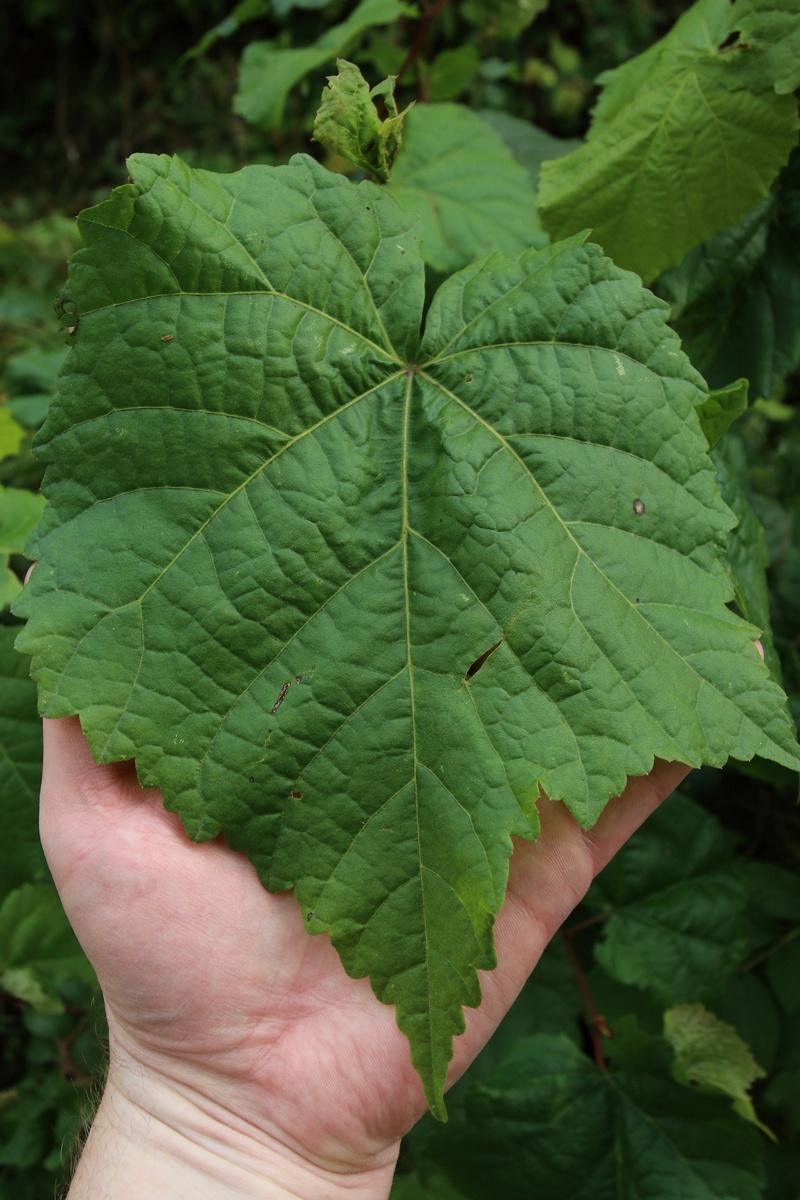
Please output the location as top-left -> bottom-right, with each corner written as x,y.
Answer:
69,1053 -> 400,1200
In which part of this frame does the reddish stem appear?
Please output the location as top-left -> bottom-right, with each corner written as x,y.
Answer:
395,0 -> 450,88
559,929 -> 612,1070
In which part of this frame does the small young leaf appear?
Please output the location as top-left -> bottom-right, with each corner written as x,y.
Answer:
664,1003 -> 770,1134
537,0 -> 799,281
313,59 -> 412,182
14,154 -> 800,1116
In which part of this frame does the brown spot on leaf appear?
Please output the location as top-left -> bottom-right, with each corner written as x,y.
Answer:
291,789 -> 303,800
633,498 -> 646,515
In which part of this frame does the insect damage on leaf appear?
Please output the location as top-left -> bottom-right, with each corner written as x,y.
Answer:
13,152 -> 800,1119
464,640 -> 504,681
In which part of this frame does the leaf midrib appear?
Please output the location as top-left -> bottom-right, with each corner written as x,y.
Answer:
400,366 -> 436,1083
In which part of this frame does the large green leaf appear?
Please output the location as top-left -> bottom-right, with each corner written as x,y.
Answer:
387,104 -> 546,273
0,627 -> 46,904
14,154 -> 800,1115
233,0 -> 409,130
416,1029 -> 765,1199
537,0 -> 799,281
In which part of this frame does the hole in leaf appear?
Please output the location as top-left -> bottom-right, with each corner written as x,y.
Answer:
633,498 -> 646,515
464,639 -> 504,681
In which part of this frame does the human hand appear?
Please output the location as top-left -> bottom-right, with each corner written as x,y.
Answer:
41,715 -> 689,1199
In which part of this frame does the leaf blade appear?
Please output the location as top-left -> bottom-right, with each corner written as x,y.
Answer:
14,156 -> 800,1118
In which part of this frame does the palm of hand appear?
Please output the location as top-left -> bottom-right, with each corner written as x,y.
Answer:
40,716 -> 688,1173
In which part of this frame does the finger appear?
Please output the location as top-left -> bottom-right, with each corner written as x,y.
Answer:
40,716 -> 158,871
41,715 -> 141,807
582,758 -> 691,874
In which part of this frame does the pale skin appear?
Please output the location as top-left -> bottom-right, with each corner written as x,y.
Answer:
41,715 -> 690,1199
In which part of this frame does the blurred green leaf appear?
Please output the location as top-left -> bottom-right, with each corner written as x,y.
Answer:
0,627 -> 46,905
390,1171 -> 468,1199
730,0 -> 800,94
478,110 -> 580,193
234,0 -> 410,129
0,290 -> 53,326
587,793 -> 755,1003
766,940 -> 800,1016
538,0 -> 799,281
0,411 -> 25,465
3,347 -> 67,401
657,177 -> 800,401
461,0 -> 549,38
6,395 -> 51,432
0,884 -> 95,1014
0,487 -> 45,609
744,861 -> 800,922
763,1020 -> 800,1132
183,0 -> 271,61
417,1028 -> 765,1199
388,103 -> 546,271
426,46 -> 481,102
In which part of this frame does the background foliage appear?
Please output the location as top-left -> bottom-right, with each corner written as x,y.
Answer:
0,0 -> 798,1195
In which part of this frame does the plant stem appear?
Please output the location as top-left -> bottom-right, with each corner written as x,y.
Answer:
395,0 -> 450,88
559,929 -> 612,1070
